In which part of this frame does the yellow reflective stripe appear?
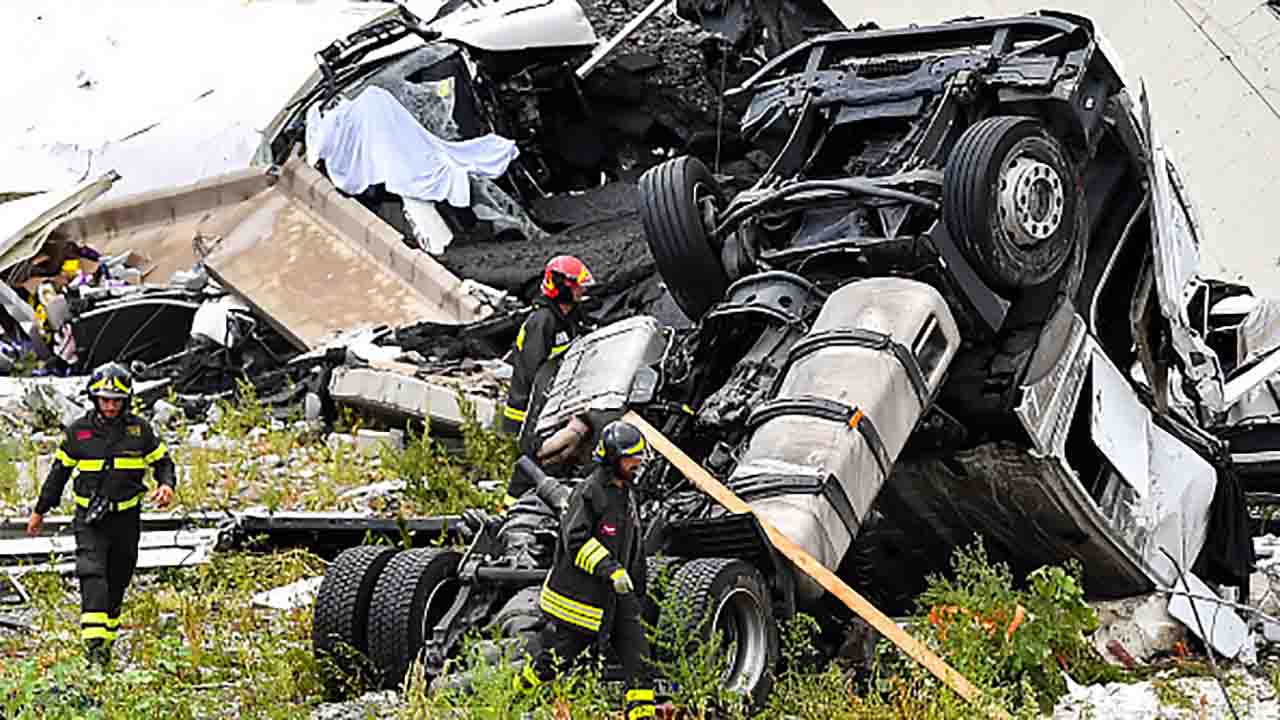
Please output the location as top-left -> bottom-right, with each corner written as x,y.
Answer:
549,343 -> 569,358
540,597 -> 602,632
620,437 -> 646,456
115,493 -> 144,511
541,584 -> 603,620
539,585 -> 603,631
113,457 -> 146,470
73,495 -> 90,508
105,617 -> 120,629
610,568 -> 627,582
81,612 -> 109,625
503,406 -> 527,422
628,706 -> 656,719
575,538 -> 610,573
76,459 -> 105,472
54,449 -> 76,467
522,664 -> 542,688
516,323 -> 527,351
81,627 -> 113,641
88,378 -> 109,391
114,377 -> 130,393
627,689 -> 655,702
144,444 -> 167,465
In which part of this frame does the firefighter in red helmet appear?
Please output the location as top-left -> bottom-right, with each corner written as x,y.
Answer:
501,256 -> 593,502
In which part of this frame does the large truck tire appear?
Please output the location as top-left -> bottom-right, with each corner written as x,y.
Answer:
943,115 -> 1082,293
639,155 -> 729,320
664,558 -> 779,707
366,548 -> 462,689
312,546 -> 398,660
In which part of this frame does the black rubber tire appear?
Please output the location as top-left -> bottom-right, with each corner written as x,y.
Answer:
638,155 -> 730,320
943,115 -> 1081,293
664,558 -> 779,708
366,548 -> 463,689
312,546 -> 398,660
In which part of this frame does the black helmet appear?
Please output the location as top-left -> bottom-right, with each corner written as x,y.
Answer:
593,420 -> 647,470
87,362 -> 133,400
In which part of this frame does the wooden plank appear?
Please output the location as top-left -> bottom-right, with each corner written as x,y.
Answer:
624,411 -> 1008,719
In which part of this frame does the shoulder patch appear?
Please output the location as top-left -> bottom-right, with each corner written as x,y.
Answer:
75,430 -> 93,441
599,522 -> 618,537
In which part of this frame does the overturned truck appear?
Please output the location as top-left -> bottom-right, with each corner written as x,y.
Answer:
313,11 -> 1258,703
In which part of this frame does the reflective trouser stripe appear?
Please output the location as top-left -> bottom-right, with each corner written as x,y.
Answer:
82,612 -> 109,625
626,689 -> 655,702
628,707 -> 656,719
82,626 -> 113,641
503,406 -> 527,422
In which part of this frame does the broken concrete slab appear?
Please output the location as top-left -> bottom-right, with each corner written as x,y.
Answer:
0,528 -> 220,575
328,365 -> 499,429
61,159 -> 491,351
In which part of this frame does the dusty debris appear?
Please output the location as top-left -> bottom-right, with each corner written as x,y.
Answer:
1091,594 -> 1190,666
309,691 -> 401,720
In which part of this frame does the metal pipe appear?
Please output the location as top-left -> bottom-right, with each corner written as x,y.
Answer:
576,0 -> 671,79
473,567 -> 548,584
713,179 -> 941,237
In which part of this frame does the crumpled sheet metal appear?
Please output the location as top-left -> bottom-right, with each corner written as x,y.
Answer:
1239,297 -> 1280,367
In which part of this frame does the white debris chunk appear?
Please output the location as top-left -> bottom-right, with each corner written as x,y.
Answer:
253,576 -> 323,612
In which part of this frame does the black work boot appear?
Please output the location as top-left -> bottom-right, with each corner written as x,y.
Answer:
85,638 -> 112,669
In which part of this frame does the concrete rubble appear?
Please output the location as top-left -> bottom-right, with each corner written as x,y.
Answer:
1051,669 -> 1280,719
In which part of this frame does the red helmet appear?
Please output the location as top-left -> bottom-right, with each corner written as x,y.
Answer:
542,255 -> 594,300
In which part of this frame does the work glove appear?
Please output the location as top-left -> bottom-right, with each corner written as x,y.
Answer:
610,568 -> 634,595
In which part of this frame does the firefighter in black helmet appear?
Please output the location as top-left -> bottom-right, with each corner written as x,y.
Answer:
26,362 -> 176,666
516,420 -> 656,719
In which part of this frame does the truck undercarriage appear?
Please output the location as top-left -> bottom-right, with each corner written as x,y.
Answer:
312,9 -> 1259,706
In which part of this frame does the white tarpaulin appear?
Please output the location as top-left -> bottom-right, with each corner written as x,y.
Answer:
304,86 -> 519,208
0,0 -> 399,201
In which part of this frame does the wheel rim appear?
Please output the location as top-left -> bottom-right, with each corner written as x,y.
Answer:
712,587 -> 769,695
421,576 -> 461,644
997,154 -> 1064,247
692,182 -> 720,244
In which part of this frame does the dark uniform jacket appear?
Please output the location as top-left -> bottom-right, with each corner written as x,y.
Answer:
540,466 -> 645,635
504,297 -> 584,427
35,412 -> 176,515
